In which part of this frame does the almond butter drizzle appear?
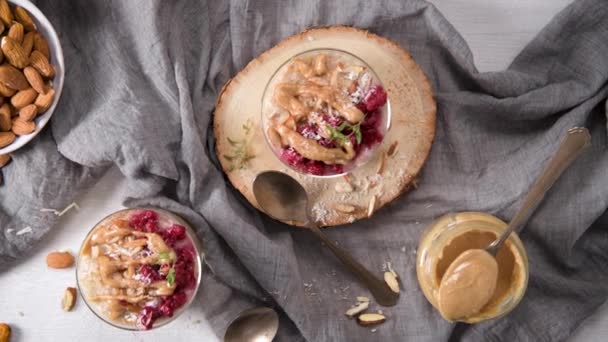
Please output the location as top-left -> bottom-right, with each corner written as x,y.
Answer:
82,217 -> 178,322
267,53 -> 369,164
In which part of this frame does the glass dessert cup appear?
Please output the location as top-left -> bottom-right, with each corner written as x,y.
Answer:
261,48 -> 392,177
416,212 -> 529,323
76,208 -> 203,331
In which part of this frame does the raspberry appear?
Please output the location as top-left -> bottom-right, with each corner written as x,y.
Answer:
280,148 -> 304,167
137,264 -> 164,285
362,85 -> 387,112
161,224 -> 186,246
296,123 -> 318,139
137,306 -> 159,330
323,114 -> 344,128
130,210 -> 159,233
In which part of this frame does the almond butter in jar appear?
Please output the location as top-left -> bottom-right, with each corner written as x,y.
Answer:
416,212 -> 529,323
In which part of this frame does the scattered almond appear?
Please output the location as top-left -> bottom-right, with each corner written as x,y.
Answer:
35,87 -> 54,113
387,141 -> 399,157
0,154 -> 10,167
367,195 -> 377,217
18,103 -> 37,121
23,65 -> 44,93
334,181 -> 353,193
33,32 -> 49,60
62,287 -> 77,311
384,271 -> 400,293
46,251 -> 75,269
345,300 -> 369,318
14,6 -> 36,32
29,50 -> 53,78
2,36 -> 28,68
0,64 -> 28,90
330,203 -> 356,213
0,0 -> 12,27
0,322 -> 11,342
10,87 -> 36,109
357,313 -> 386,326
0,131 -> 14,147
8,22 -> 23,44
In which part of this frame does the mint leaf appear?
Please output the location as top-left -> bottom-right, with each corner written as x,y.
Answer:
337,121 -> 350,131
355,128 -> 362,145
166,268 -> 176,286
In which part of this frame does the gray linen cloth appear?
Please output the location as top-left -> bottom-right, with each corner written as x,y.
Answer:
1,0 -> 608,341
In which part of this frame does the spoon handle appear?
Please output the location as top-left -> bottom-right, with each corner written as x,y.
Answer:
487,127 -> 591,255
307,225 -> 399,307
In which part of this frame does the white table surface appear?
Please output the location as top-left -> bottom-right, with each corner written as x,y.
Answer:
3,1 -> 607,341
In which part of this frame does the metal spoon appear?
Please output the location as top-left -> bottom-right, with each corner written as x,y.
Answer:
224,307 -> 279,342
253,171 -> 399,307
486,127 -> 591,256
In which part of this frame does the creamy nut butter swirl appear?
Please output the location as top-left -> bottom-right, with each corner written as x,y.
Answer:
437,249 -> 499,321
416,212 -> 528,324
78,209 -> 199,330
263,49 -> 389,175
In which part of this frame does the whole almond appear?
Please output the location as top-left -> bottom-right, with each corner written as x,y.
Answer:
22,31 -> 34,56
0,103 -> 9,130
11,117 -> 35,135
14,6 -> 37,32
62,287 -> 77,312
46,251 -> 75,269
0,154 -> 10,167
29,50 -> 53,78
11,87 -> 37,109
8,22 -> 24,45
0,0 -> 12,27
1,36 -> 29,69
0,64 -> 28,90
33,32 -> 50,60
0,82 -> 13,97
23,66 -> 45,94
19,103 -> 37,121
0,323 -> 11,342
35,87 -> 54,113
0,131 -> 15,147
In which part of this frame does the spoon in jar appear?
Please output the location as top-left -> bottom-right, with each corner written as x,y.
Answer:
253,171 -> 400,307
437,127 -> 591,321
224,307 -> 279,342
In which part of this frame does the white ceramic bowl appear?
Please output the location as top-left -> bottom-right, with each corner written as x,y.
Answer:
0,0 -> 64,154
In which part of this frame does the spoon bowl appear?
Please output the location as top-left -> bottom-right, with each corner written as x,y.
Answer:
224,307 -> 279,342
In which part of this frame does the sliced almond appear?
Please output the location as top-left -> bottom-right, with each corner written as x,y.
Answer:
376,152 -> 386,175
387,262 -> 398,278
62,287 -> 77,311
330,203 -> 356,213
384,271 -> 400,293
345,301 -> 369,318
367,195 -> 377,218
387,141 -> 399,157
357,313 -> 386,326
334,181 -> 353,193
46,251 -> 75,269
356,296 -> 370,303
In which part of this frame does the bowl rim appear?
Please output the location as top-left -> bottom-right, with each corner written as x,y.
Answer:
260,47 -> 392,178
0,0 -> 65,154
75,207 -> 204,331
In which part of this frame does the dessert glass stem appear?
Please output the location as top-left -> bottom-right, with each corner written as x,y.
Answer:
486,127 -> 591,256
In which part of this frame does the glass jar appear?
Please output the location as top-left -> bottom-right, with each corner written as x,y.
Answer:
416,212 -> 529,323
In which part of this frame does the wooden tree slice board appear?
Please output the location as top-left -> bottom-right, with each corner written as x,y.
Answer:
214,26 -> 436,227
